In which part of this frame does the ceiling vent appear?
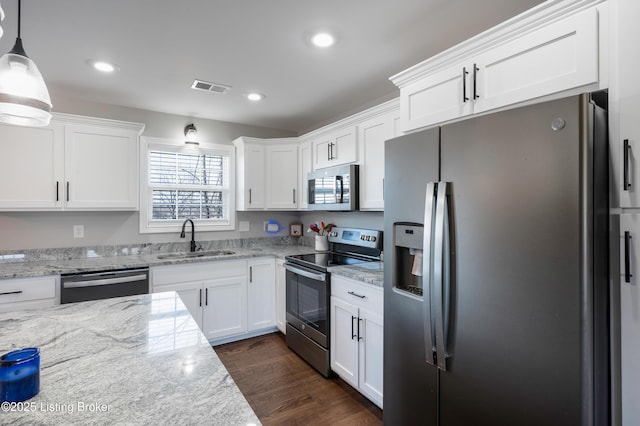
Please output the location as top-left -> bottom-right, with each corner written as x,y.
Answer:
190,79 -> 231,94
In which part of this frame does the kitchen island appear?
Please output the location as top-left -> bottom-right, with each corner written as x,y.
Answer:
0,292 -> 260,425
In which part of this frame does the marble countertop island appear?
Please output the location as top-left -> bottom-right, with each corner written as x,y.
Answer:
0,292 -> 260,425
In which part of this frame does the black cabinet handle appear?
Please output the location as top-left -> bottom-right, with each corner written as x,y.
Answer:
66,182 -> 70,202
293,189 -> 296,204
624,139 -> 632,191
0,290 -> 23,296
357,318 -> 363,341
205,288 -> 209,306
462,67 -> 469,103
56,181 -> 59,202
199,289 -> 202,307
473,64 -> 479,100
327,143 -> 331,161
249,188 -> 252,204
351,315 -> 356,340
347,291 -> 366,299
625,231 -> 633,283
249,266 -> 253,283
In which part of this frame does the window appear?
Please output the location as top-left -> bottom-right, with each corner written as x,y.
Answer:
140,137 -> 235,233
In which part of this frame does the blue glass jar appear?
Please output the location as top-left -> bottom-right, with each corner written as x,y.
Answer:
0,348 -> 40,402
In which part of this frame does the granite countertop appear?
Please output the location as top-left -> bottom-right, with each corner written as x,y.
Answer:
0,291 -> 260,425
329,262 -> 384,287
0,244 -> 317,280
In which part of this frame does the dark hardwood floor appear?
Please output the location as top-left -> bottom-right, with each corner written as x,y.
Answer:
215,332 -> 383,425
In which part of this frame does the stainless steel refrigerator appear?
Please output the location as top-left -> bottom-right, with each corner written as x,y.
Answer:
383,93 -> 609,426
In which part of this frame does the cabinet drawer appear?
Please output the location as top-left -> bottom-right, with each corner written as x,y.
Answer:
331,276 -> 383,314
0,276 -> 57,306
152,259 -> 247,286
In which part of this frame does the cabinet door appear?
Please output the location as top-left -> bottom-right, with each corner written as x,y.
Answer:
473,7 -> 598,115
0,123 -> 64,210
65,124 -> 138,210
617,0 -> 640,208
359,114 -> 394,210
313,136 -> 333,170
333,127 -> 357,165
330,296 -> 359,388
275,259 -> 286,333
313,127 -> 357,170
619,215 -> 640,424
247,258 -> 276,331
399,61 -> 473,132
298,141 -> 312,209
358,307 -> 384,408
244,144 -> 265,209
202,276 -> 247,340
153,281 -> 204,330
266,145 -> 298,209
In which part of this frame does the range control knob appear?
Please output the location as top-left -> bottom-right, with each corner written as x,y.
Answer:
370,236 -> 376,242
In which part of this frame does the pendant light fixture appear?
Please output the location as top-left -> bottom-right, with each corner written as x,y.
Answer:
0,0 -> 52,127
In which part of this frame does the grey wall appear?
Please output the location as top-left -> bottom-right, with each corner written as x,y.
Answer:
0,93 -> 303,251
0,94 -> 385,251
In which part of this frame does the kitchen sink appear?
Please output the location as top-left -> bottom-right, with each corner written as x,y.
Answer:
156,250 -> 235,260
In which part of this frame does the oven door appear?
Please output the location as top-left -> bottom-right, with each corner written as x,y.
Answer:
285,263 -> 328,347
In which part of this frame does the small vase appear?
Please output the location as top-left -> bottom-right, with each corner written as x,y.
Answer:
315,235 -> 329,251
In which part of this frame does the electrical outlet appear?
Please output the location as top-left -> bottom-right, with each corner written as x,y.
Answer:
263,221 -> 269,231
73,225 -> 84,238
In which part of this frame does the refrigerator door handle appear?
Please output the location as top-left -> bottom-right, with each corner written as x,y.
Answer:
422,182 -> 438,366
433,182 -> 451,371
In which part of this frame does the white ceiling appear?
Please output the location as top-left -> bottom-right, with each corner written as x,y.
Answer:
0,0 -> 544,134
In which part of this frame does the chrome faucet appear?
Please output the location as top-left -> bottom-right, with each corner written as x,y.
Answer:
180,219 -> 197,252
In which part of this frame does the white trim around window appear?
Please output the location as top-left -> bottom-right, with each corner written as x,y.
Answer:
139,136 -> 236,233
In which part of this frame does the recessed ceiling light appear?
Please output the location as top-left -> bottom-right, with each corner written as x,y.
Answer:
246,92 -> 265,102
86,59 -> 118,73
311,32 -> 336,48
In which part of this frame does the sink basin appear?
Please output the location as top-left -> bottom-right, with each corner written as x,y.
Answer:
157,250 -> 235,260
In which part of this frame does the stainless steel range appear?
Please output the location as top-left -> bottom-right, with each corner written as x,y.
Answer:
284,227 -> 383,377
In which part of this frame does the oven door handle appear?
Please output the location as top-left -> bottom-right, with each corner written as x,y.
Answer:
284,264 -> 326,282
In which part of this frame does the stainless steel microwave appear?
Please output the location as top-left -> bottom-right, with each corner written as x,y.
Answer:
307,164 -> 359,211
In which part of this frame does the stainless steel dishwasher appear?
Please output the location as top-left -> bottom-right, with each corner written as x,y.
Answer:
60,268 -> 149,304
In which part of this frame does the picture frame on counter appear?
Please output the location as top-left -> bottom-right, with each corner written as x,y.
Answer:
290,223 -> 303,236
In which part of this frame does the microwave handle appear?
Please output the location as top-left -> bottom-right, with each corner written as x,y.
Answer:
335,176 -> 344,203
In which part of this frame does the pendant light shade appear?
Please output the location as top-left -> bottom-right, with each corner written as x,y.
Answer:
0,0 -> 51,127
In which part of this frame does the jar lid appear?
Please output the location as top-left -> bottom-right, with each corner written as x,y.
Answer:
0,348 -> 40,367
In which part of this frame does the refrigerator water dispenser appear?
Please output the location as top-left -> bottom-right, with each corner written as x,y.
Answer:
393,223 -> 424,297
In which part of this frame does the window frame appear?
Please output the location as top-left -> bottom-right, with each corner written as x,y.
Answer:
139,136 -> 236,234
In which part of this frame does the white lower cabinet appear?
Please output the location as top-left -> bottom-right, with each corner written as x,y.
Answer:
0,276 -> 58,312
152,258 -> 276,344
247,258 -> 276,331
330,275 -> 383,408
275,258 -> 286,333
619,214 -> 640,424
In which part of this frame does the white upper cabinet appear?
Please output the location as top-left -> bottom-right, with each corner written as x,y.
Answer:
313,126 -> 357,170
612,0 -> 640,208
358,109 -> 400,211
391,1 -> 608,133
234,138 -> 265,210
0,123 -> 64,210
65,123 -> 139,210
266,144 -> 298,209
234,137 -> 299,211
0,114 -> 144,211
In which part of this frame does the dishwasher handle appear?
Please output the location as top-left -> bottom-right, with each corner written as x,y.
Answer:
62,274 -> 148,289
